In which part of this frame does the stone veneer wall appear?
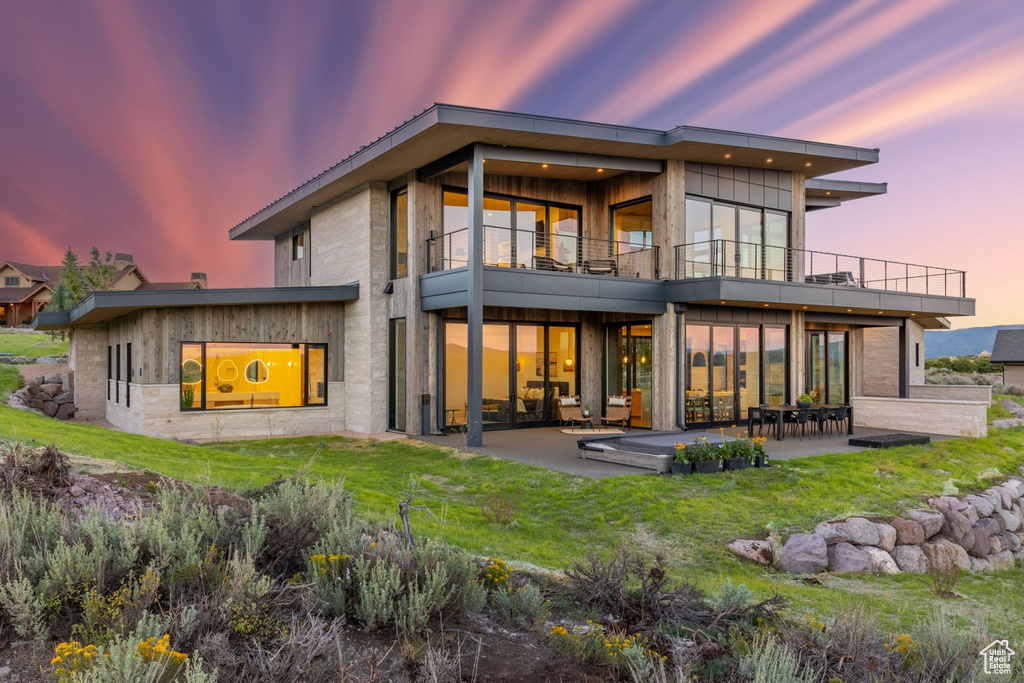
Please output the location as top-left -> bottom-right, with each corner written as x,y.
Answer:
69,325 -> 108,418
731,473 -> 1024,575
851,396 -> 988,437
909,385 -> 993,402
104,382 -> 347,441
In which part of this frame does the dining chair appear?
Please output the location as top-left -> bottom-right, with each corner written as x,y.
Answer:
787,408 -> 810,439
809,407 -> 831,438
828,405 -> 849,436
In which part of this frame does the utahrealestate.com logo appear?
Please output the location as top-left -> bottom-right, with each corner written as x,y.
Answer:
980,640 -> 1016,675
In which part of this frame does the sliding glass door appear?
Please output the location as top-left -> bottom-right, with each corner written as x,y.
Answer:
806,331 -> 847,404
444,321 -> 578,431
605,324 -> 653,428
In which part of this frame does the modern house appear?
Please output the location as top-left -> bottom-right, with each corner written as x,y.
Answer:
1,254 -> 206,327
991,330 -> 1024,387
36,104 -> 977,443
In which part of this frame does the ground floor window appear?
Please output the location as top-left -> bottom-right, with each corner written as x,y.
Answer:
806,330 -> 846,404
604,323 -> 653,428
685,323 -> 788,424
443,320 -> 578,430
389,319 -> 407,431
180,342 -> 327,411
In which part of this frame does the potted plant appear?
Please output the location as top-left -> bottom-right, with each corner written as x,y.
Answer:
671,442 -> 692,475
582,404 -> 592,419
688,435 -> 723,474
721,434 -> 752,471
797,393 -> 813,410
752,436 -> 770,468
181,385 -> 196,409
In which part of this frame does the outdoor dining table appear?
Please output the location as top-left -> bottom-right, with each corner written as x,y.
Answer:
747,404 -> 854,441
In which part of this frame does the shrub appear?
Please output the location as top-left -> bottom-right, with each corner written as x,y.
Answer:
738,635 -> 815,683
0,577 -> 49,642
491,583 -> 547,631
480,490 -> 520,525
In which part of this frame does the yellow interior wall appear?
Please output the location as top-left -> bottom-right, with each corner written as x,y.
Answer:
205,346 -> 304,407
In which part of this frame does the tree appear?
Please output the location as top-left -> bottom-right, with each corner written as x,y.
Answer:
57,247 -> 89,306
84,247 -> 116,291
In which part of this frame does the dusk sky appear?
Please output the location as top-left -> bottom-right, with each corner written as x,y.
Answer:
1,0 -> 1022,327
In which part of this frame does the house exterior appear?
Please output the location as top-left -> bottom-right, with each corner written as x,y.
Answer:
1,254 -> 207,327
36,105 -> 976,443
991,330 -> 1024,386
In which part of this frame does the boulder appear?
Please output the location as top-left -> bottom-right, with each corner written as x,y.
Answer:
968,526 -> 991,558
975,517 -> 1003,537
890,517 -> 925,545
907,510 -> 943,539
842,517 -> 880,546
827,542 -> 873,574
921,538 -> 970,572
1003,479 -> 1024,499
963,494 -> 996,518
986,486 -> 1013,511
53,392 -> 75,405
978,492 -> 1004,514
990,535 -> 1004,554
778,534 -> 828,574
62,372 -> 74,393
42,373 -> 63,385
996,532 -> 1021,553
873,522 -> 897,552
996,509 -> 1022,533
938,506 -> 973,548
42,402 -> 58,418
863,547 -> 900,575
55,404 -> 75,421
988,550 -> 1015,571
815,522 -> 849,545
891,545 -> 929,574
39,383 -> 63,398
962,504 -> 979,525
969,557 -> 991,572
726,539 -> 773,567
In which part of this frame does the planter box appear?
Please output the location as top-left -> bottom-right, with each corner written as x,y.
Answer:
796,402 -> 812,410
670,461 -> 692,475
723,456 -> 751,471
692,459 -> 723,475
754,454 -> 771,468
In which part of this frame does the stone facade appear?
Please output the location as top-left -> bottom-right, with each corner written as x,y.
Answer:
852,396 -> 988,437
68,325 -> 108,419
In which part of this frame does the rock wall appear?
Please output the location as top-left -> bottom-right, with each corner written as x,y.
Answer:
994,399 -> 1024,429
730,470 -> 1024,575
8,371 -> 76,420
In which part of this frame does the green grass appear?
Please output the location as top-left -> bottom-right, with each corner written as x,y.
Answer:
990,393 -> 1024,423
0,365 -> 22,397
1,401 -> 1022,640
0,330 -> 68,358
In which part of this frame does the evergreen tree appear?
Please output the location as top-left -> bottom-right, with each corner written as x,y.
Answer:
84,247 -> 116,291
57,247 -> 88,306
48,281 -> 74,312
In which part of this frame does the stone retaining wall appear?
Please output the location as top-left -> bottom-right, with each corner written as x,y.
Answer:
729,470 -> 1024,575
8,371 -> 76,420
909,384 -> 993,402
851,396 -> 988,437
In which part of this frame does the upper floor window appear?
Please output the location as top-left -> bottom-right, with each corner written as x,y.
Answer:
610,198 -> 652,253
391,188 -> 408,279
684,197 -> 788,280
292,233 -> 304,260
4,276 -> 18,286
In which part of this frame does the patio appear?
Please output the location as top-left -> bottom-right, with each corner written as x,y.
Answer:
415,426 -> 954,480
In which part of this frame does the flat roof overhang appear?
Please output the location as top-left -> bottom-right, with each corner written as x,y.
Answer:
231,104 -> 881,241
420,267 -> 666,314
666,277 -> 975,318
805,179 -> 887,211
32,285 -> 359,330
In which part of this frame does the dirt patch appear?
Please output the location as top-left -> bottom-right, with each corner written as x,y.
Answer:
16,363 -> 68,383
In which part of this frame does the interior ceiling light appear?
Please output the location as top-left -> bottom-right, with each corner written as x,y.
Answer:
597,168 -> 604,173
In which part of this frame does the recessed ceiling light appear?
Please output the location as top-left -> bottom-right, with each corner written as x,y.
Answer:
597,168 -> 604,173
802,306 -> 808,309
911,313 -> 916,316
541,163 -> 548,168
805,162 -> 812,167
878,311 -> 884,314
846,308 -> 852,312
720,301 -> 726,304
724,153 -> 732,159
766,158 -> 773,163
763,303 -> 770,307
482,159 -> 486,163
826,191 -> 831,195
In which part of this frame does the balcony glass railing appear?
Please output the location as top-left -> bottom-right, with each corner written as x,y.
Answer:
674,239 -> 966,298
427,227 -> 659,279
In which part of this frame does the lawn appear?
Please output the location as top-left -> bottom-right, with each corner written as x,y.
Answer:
990,393 -> 1024,422
0,329 -> 69,358
0,402 -> 1022,641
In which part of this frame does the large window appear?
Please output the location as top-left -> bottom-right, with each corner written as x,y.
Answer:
683,197 -> 789,280
442,188 -> 580,270
180,342 -> 327,411
389,319 -> 407,431
391,188 -> 408,278
610,198 -> 652,253
292,233 -> 304,260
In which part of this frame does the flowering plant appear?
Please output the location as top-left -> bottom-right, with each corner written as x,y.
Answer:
678,435 -> 720,462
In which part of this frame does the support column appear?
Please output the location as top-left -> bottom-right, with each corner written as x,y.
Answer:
790,310 -> 805,401
466,144 -> 484,447
898,319 -> 909,399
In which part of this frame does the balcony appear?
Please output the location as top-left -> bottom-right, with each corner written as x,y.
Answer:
674,240 -> 965,298
427,227 -> 659,279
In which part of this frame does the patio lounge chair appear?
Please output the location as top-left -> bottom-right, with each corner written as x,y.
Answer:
534,255 -> 573,273
583,259 -> 618,276
599,395 -> 631,430
557,395 -> 585,429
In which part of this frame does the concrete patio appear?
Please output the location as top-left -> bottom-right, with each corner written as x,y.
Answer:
415,426 -> 954,480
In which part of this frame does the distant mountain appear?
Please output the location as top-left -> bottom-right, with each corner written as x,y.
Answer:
925,324 -> 1024,358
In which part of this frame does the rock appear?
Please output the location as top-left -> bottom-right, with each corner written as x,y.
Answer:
726,539 -> 774,566
815,522 -> 850,544
68,485 -> 85,497
968,526 -> 991,558
42,372 -> 63,385
0,664 -> 10,678
62,372 -> 74,393
1005,479 -> 1024,499
55,403 -> 75,421
907,510 -> 943,539
53,391 -> 75,405
890,517 -> 926,545
996,532 -> 1021,553
891,545 -> 929,573
841,517 -> 880,546
873,523 -> 897,552
827,542 -> 873,573
778,534 -> 828,574
969,557 -> 991,572
963,494 -> 996,518
922,538 -> 970,572
863,547 -> 900,575
987,486 -> 1013,510
939,506 -> 973,548
988,550 -> 1015,571
42,402 -> 58,417
962,504 -> 979,524
990,535 -> 1004,553
996,509 -> 1022,533
39,383 -> 63,398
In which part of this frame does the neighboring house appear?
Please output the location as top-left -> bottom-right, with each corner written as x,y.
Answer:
36,104 -> 975,443
991,330 -> 1024,386
0,254 -> 206,327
